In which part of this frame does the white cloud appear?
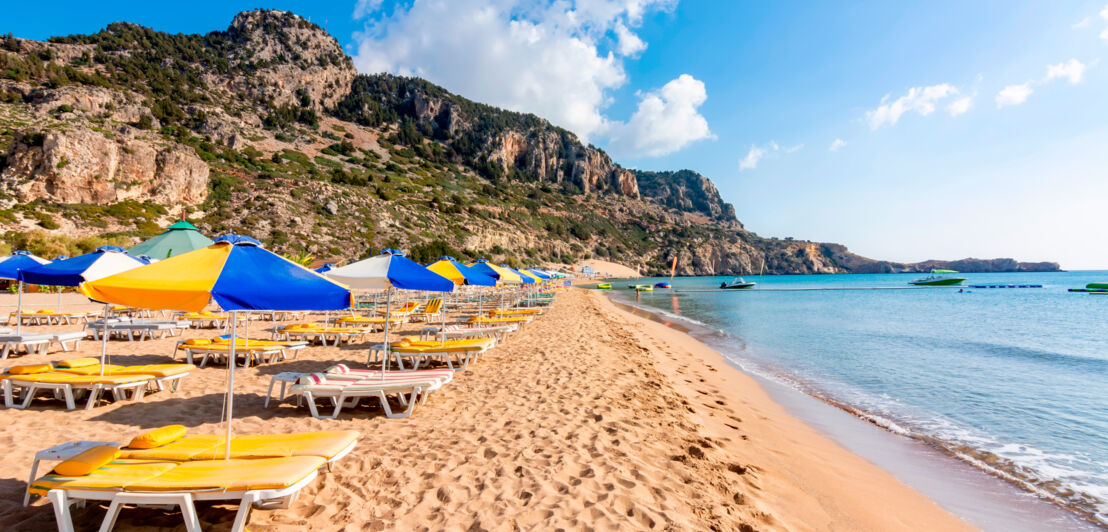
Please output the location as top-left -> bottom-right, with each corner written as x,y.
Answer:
947,96 -> 973,116
352,0 -> 383,20
606,74 -> 714,158
1101,4 -> 1108,40
739,145 -> 765,171
996,83 -> 1033,107
613,23 -> 646,56
738,141 -> 801,171
1073,16 -> 1091,29
1045,58 -> 1087,84
351,0 -> 677,145
829,138 -> 847,152
865,84 -> 959,129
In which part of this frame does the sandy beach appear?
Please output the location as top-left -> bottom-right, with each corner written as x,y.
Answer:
0,289 -> 971,531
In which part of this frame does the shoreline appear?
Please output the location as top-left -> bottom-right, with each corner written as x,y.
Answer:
600,289 -> 1098,531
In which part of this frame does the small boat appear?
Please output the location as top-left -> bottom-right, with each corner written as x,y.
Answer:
654,282 -> 672,289
720,277 -> 755,290
596,283 -> 611,290
909,269 -> 966,286
630,284 -> 653,292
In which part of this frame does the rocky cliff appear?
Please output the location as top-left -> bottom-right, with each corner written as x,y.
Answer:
0,10 -> 1059,275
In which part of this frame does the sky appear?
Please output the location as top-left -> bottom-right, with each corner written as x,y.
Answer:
4,1 -> 1108,269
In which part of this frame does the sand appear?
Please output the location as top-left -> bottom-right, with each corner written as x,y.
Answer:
0,290 -> 972,531
572,259 -> 640,279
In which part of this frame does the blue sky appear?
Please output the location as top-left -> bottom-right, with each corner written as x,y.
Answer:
5,1 -> 1108,268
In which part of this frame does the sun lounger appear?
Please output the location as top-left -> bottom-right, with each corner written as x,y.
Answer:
335,315 -> 407,331
52,358 -> 194,392
115,426 -> 359,465
289,374 -> 435,419
278,324 -> 373,346
410,298 -> 444,322
468,315 -> 533,326
9,310 -> 95,326
1,371 -> 153,410
87,319 -> 191,341
34,451 -> 326,532
0,331 -> 87,359
488,308 -> 543,316
419,324 -> 517,343
369,337 -> 496,371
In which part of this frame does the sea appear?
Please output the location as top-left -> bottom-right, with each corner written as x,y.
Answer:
605,271 -> 1107,529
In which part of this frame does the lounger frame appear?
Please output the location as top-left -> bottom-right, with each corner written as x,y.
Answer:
45,469 -> 318,532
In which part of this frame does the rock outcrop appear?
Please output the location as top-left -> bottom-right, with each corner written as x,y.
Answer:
635,169 -> 737,222
1,128 -> 208,205
215,10 -> 356,111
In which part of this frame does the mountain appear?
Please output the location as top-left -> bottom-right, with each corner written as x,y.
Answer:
0,10 -> 1059,274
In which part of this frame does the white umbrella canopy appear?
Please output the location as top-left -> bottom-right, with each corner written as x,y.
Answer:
325,249 -> 454,369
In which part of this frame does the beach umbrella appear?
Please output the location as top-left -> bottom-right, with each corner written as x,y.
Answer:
469,259 -> 522,284
314,263 -> 337,274
426,256 -> 496,286
128,220 -> 214,260
325,249 -> 454,367
526,268 -> 552,280
506,266 -> 539,284
0,251 -> 51,334
425,256 -> 496,336
82,234 -> 352,458
20,246 -> 146,287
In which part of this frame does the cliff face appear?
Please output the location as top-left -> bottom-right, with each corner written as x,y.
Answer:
635,169 -> 738,222
0,10 -> 1059,275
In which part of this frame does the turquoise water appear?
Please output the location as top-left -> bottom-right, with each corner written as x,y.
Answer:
610,272 -> 1108,525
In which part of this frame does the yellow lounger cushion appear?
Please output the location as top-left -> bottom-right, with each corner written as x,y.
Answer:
128,456 -> 325,492
7,363 -> 53,375
53,446 -> 121,476
3,372 -> 147,385
129,425 -> 188,449
120,431 -> 359,461
54,364 -> 195,378
183,338 -> 211,346
29,460 -> 177,496
55,357 -> 101,369
36,309 -> 56,314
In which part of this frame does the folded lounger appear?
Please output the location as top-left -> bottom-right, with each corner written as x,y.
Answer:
288,372 -> 447,419
32,447 -> 325,532
1,370 -> 152,410
410,298 -> 443,322
51,357 -> 194,392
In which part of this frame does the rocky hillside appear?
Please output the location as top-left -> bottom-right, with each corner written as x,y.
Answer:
0,10 -> 1059,275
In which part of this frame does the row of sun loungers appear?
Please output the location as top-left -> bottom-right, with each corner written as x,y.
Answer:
0,331 -> 86,359
7,310 -> 94,326
86,318 -> 192,341
174,336 -> 308,368
28,426 -> 358,531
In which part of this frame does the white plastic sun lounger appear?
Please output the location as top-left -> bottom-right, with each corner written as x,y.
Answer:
87,320 -> 191,341
38,456 -> 325,532
2,374 -> 152,410
289,373 -> 448,419
419,324 -> 517,343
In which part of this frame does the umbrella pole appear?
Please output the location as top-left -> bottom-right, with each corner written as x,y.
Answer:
15,281 -> 22,335
99,303 -> 109,376
382,288 -> 393,380
57,288 -> 62,312
225,310 -> 237,460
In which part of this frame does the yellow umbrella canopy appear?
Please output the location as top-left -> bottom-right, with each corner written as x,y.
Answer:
427,260 -> 466,285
